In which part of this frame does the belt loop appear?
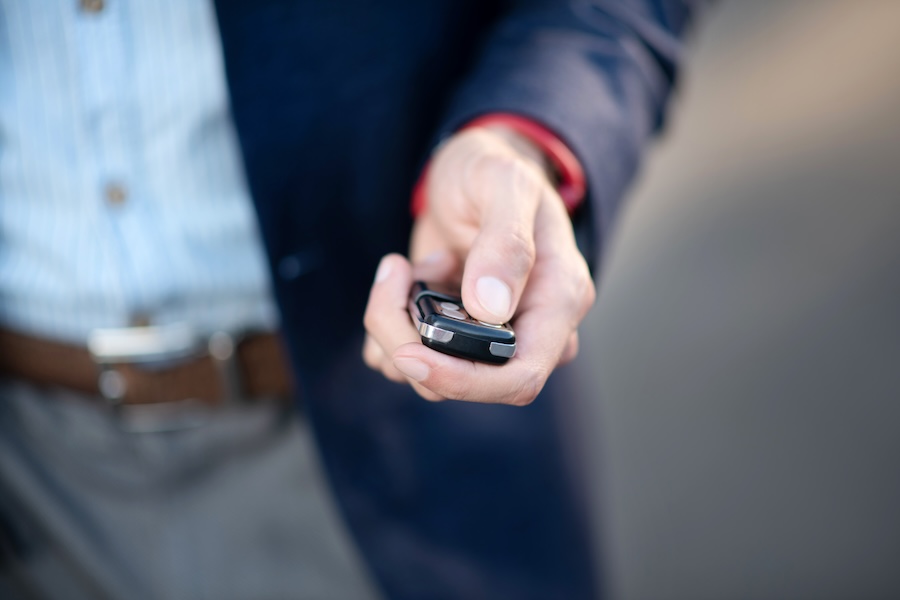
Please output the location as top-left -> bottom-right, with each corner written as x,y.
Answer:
208,331 -> 243,405
97,365 -> 127,406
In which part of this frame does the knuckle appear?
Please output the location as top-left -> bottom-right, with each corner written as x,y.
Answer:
362,305 -> 379,333
578,276 -> 597,316
440,377 -> 473,402
494,229 -> 536,277
560,338 -> 580,366
362,336 -> 375,356
506,371 -> 545,407
431,362 -> 481,401
563,264 -> 595,320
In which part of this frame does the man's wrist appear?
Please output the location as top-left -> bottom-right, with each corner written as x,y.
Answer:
477,125 -> 552,179
460,114 -> 586,215
411,113 -> 586,218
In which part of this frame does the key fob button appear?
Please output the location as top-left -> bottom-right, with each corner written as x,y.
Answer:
442,308 -> 467,320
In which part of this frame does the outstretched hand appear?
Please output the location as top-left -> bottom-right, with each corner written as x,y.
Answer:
363,127 -> 594,405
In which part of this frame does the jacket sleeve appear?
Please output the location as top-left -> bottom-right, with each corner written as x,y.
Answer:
436,0 -> 698,269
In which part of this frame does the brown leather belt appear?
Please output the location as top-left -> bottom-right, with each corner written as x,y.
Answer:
0,327 -> 293,406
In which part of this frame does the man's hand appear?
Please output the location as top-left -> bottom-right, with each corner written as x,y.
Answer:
362,126 -> 595,405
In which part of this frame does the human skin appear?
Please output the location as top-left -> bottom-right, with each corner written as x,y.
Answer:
362,126 -> 595,405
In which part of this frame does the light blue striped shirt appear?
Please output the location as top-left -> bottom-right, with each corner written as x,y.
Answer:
0,0 -> 278,343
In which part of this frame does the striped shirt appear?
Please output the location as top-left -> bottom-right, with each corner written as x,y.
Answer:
0,0 -> 278,344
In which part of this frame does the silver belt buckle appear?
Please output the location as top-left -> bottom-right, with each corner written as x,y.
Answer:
87,323 -> 239,433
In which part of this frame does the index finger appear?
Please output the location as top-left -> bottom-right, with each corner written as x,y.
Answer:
458,153 -> 544,325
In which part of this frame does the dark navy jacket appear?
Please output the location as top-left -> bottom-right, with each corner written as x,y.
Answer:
213,2 -> 692,598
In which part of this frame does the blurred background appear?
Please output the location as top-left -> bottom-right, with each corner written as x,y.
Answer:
574,1 -> 900,598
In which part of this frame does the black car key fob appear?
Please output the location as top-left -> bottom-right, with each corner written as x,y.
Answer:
408,281 -> 516,365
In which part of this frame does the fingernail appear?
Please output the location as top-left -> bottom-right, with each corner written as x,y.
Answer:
421,250 -> 449,264
393,357 -> 430,382
475,276 -> 511,321
374,257 -> 393,283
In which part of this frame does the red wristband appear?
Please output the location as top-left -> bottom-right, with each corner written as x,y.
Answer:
411,113 -> 586,218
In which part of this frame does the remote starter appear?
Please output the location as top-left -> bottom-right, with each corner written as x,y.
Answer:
408,281 -> 516,365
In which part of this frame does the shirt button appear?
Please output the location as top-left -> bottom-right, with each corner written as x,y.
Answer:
80,0 -> 104,13
105,183 -> 127,206
278,255 -> 303,280
130,313 -> 151,328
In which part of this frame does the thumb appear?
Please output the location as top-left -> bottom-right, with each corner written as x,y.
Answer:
459,154 -> 542,324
